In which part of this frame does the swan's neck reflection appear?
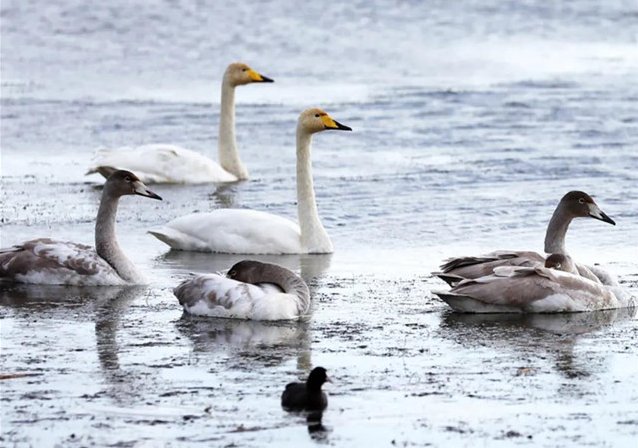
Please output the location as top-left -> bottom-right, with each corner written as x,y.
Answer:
93,286 -> 146,402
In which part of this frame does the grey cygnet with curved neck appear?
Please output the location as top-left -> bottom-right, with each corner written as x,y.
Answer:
227,260 -> 310,314
96,170 -> 163,282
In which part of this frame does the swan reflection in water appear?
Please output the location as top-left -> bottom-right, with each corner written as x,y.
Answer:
176,315 -> 312,370
438,306 -> 637,380
1,284 -> 148,404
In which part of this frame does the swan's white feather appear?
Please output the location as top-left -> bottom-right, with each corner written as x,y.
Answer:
149,209 -> 303,254
0,239 -> 132,286
174,274 -> 304,320
87,145 -> 237,184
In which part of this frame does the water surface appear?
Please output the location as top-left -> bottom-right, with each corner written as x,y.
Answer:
1,0 -> 637,446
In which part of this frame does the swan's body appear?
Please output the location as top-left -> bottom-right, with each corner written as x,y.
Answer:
0,171 -> 161,285
174,260 -> 310,320
149,108 -> 352,254
435,192 -> 617,287
87,144 -> 238,184
86,63 -> 273,184
434,255 -> 634,314
150,209 -> 302,254
0,239 -> 131,286
436,268 -> 634,313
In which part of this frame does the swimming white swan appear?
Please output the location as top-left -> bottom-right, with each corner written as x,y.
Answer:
0,170 -> 162,285
86,62 -> 274,184
174,260 -> 310,320
434,254 -> 635,313
435,191 -> 617,286
148,108 -> 352,254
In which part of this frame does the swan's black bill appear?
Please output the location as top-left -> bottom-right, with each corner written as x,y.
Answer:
137,189 -> 163,200
257,74 -> 274,83
590,210 -> 615,225
331,120 -> 352,131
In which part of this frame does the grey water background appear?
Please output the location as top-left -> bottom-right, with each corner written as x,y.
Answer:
1,0 -> 638,446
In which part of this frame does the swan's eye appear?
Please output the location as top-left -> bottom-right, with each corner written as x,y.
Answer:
125,176 -> 131,182
242,68 -> 248,72
228,270 -> 237,278
314,114 -> 320,118
578,198 -> 584,204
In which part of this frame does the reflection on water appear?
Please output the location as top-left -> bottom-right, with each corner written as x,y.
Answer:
175,315 -> 312,370
307,411 -> 329,442
0,283 -> 140,313
207,182 -> 242,209
439,307 -> 637,380
0,284 -> 148,404
442,307 -> 637,335
93,287 -> 145,376
158,251 -> 333,284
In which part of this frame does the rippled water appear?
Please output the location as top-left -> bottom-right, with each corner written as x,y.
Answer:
1,0 -> 638,446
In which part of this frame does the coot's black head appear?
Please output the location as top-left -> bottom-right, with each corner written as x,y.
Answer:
307,367 -> 329,390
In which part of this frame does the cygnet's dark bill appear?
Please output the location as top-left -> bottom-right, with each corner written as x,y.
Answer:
133,182 -> 162,200
589,204 -> 615,225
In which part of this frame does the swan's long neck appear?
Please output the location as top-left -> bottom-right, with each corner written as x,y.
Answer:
218,79 -> 248,180
247,264 -> 310,315
296,129 -> 333,254
95,189 -> 144,283
544,204 -> 573,255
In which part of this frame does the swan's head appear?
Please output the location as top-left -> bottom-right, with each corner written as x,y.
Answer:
224,62 -> 274,87
105,170 -> 162,200
560,191 -> 615,225
544,254 -> 575,273
298,108 -> 352,134
227,260 -> 265,283
307,367 -> 330,389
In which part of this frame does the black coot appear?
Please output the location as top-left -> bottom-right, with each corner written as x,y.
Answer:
281,367 -> 329,411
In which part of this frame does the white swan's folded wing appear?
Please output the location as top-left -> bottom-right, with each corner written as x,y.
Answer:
149,209 -> 302,254
0,238 -> 123,285
87,144 -> 236,184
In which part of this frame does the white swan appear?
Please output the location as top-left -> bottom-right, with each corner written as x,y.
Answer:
0,171 -> 161,285
148,108 -> 352,254
434,254 -> 635,313
86,62 -> 274,184
174,260 -> 310,320
435,191 -> 617,286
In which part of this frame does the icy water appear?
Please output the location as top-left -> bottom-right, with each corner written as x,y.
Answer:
1,0 -> 638,446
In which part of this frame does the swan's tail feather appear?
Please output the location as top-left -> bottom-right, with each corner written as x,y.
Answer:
148,228 -> 209,252
433,291 -> 474,309
85,165 -> 118,178
433,291 -> 523,314
148,229 -> 182,249
432,272 -> 465,287
439,253 -> 522,272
